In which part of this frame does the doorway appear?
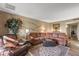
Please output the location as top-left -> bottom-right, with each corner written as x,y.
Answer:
67,23 -> 78,40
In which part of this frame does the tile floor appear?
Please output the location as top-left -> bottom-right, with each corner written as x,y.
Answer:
69,39 -> 79,56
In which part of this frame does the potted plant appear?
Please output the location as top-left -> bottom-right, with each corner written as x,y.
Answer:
5,18 -> 22,35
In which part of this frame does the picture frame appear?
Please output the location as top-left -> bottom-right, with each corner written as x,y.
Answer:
53,24 -> 60,31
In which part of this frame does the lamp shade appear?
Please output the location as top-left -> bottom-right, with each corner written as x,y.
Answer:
17,27 -> 30,40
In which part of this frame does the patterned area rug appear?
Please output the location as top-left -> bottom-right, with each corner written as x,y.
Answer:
27,44 -> 70,56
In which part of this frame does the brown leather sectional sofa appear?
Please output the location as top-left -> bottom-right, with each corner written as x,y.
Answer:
28,32 -> 69,46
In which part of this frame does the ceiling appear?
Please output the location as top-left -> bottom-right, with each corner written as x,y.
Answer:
6,3 -> 79,23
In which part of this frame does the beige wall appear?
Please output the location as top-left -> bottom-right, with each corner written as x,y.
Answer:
50,19 -> 79,40
0,11 -> 49,35
0,11 -> 19,35
21,16 -> 48,32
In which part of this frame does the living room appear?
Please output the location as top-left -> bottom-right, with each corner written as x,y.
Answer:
0,3 -> 79,56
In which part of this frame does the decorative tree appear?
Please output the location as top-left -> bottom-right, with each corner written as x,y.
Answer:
5,18 -> 22,35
